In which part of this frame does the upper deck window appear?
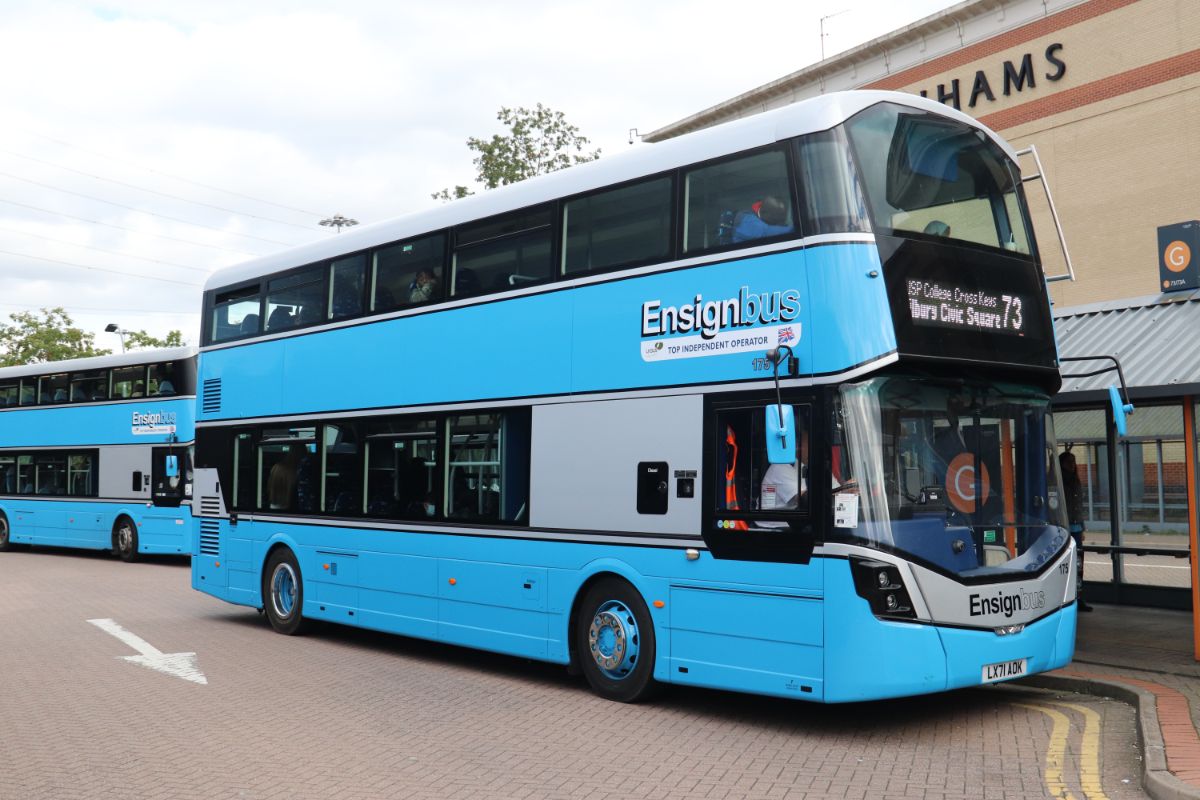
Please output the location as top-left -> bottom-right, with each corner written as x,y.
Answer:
683,148 -> 795,254
70,370 -> 108,402
211,286 -> 262,342
39,373 -> 68,404
147,361 -> 188,397
562,177 -> 672,274
453,206 -> 553,298
844,103 -> 1032,255
373,233 -> 446,312
112,365 -> 146,399
266,267 -> 323,332
328,254 -> 367,321
0,382 -> 17,408
794,129 -> 872,236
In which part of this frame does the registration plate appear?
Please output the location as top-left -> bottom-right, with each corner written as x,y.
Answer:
982,658 -> 1028,683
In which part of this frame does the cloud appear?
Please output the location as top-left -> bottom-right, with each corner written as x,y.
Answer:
0,0 -> 960,344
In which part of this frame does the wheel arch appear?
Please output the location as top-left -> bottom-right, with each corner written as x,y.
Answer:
565,559 -> 665,677
256,532 -> 305,609
109,509 -> 141,545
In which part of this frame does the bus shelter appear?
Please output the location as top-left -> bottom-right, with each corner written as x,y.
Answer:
1052,290 -> 1200,657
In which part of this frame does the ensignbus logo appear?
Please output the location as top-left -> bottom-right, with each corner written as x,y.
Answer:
132,409 -> 178,435
638,285 -> 804,363
968,588 -> 1045,619
641,285 -> 802,340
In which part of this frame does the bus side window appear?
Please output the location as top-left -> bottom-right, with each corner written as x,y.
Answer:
715,404 -> 812,525
683,148 -> 794,254
794,129 -> 871,236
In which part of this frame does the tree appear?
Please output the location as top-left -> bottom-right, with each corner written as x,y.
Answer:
123,329 -> 185,350
0,308 -> 110,367
433,103 -> 601,201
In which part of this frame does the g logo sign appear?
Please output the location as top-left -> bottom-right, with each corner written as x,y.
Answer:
945,452 -> 992,514
1165,240 -> 1192,273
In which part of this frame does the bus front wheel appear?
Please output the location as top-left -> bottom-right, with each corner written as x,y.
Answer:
574,578 -> 659,703
114,517 -> 139,562
263,548 -> 309,636
0,513 -> 11,551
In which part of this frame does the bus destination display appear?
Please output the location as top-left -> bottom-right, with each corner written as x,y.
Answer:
906,279 -> 1026,336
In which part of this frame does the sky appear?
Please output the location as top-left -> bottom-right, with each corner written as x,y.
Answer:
0,0 -> 963,348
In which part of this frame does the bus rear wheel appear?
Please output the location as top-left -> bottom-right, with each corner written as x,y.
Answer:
114,517 -> 139,562
263,548 -> 309,636
574,578 -> 659,703
0,513 -> 11,551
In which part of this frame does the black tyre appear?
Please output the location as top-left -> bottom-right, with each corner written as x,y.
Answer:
574,577 -> 659,703
0,513 -> 11,552
263,548 -> 309,635
114,517 -> 139,562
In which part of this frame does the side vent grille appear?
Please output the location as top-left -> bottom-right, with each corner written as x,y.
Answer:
202,378 -> 222,414
199,496 -> 221,517
199,520 -> 220,556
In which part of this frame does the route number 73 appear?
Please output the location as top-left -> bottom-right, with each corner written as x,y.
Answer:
1001,294 -> 1024,331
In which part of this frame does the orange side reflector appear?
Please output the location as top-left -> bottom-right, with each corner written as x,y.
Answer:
214,561 -> 220,567
449,578 -> 457,585
653,600 -> 665,609
323,563 -> 330,570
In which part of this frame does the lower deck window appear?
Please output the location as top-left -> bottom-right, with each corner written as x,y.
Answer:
716,404 -> 813,526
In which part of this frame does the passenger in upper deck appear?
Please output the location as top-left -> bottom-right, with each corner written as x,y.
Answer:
409,269 -> 438,304
923,220 -> 951,238
732,196 -> 793,244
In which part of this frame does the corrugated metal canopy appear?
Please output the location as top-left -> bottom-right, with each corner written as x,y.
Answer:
1054,290 -> 1200,402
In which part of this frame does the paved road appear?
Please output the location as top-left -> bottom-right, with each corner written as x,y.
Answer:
0,549 -> 1149,800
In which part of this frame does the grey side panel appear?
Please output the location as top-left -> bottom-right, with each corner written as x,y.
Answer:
530,395 -> 702,535
193,467 -> 227,518
98,446 -> 152,500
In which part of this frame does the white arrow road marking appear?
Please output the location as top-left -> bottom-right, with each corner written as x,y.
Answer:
87,618 -> 208,685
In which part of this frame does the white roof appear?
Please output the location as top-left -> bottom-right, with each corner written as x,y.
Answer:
0,346 -> 197,381
205,90 -> 1017,292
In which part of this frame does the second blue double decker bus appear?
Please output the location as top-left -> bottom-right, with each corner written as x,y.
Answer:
190,91 -> 1076,703
0,347 -> 196,560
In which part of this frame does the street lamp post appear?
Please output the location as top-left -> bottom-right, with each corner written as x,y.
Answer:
104,323 -> 128,353
319,214 -> 359,234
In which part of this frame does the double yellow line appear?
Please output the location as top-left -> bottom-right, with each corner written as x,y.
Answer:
1015,701 -> 1110,800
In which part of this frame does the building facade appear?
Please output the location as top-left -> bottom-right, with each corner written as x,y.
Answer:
646,0 -> 1200,309
647,0 -> 1200,614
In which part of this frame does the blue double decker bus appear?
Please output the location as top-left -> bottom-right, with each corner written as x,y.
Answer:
191,91 -> 1076,703
0,348 -> 196,560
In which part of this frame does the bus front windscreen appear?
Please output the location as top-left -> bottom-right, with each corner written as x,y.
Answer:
844,102 -> 1033,256
833,375 -> 1070,579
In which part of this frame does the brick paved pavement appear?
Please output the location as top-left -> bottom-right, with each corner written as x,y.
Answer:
0,550 -> 1153,800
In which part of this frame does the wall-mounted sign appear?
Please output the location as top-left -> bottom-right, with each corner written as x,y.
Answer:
1158,221 -> 1199,293
918,43 -> 1066,111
